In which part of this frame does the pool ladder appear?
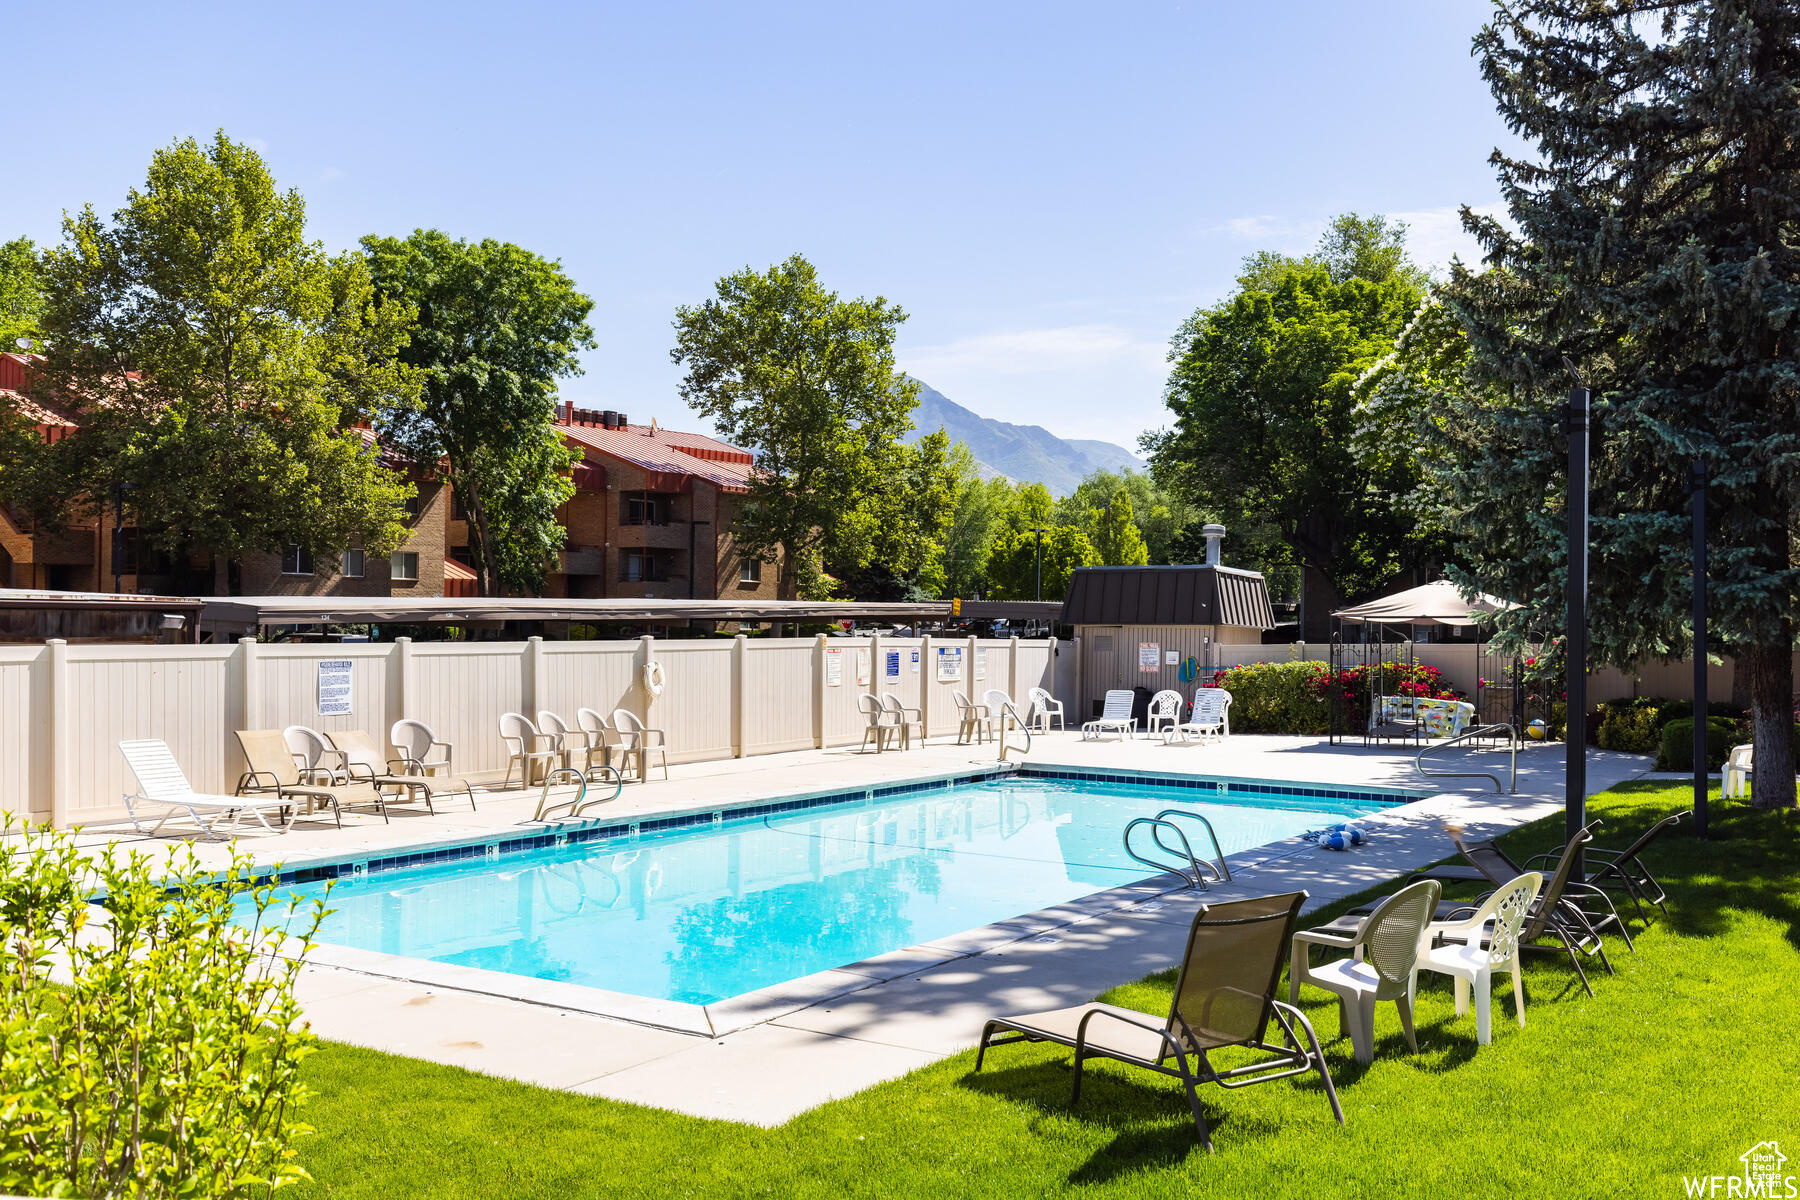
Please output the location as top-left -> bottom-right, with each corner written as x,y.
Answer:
1123,808 -> 1232,890
996,699 -> 1032,763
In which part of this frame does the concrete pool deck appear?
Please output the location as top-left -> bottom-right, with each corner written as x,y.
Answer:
49,732 -> 1653,1125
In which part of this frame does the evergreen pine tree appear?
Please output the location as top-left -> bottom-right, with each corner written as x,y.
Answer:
1445,0 -> 1800,807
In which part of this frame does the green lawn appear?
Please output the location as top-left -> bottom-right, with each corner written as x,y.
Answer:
290,783 -> 1800,1198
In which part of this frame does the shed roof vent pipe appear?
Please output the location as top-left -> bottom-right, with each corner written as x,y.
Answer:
1202,524 -> 1226,567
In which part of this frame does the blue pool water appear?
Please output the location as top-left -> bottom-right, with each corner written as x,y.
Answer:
251,772 -> 1402,1005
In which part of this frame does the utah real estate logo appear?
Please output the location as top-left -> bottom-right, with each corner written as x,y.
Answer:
1684,1141 -> 1796,1197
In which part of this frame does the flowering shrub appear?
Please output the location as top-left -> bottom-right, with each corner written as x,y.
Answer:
1212,661 -> 1332,734
1311,661 -> 1460,730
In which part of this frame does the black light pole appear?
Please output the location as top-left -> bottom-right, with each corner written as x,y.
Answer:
1030,527 -> 1046,602
1691,458 -> 1708,838
1563,362 -> 1589,873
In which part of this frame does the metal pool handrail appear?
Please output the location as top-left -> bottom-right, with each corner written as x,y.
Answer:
1416,723 -> 1518,793
1153,808 -> 1232,884
1124,815 -> 1220,890
997,699 -> 1032,762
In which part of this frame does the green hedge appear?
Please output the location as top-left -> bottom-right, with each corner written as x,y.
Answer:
1213,661 -> 1330,734
1657,717 -> 1738,771
1594,697 -> 1748,755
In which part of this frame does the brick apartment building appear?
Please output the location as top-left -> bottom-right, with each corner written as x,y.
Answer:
0,352 -> 777,600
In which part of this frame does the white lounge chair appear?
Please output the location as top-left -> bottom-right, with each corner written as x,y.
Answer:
1723,743 -> 1753,800
1146,690 -> 1184,741
1168,687 -> 1233,744
612,708 -> 669,781
1082,690 -> 1137,740
1025,686 -> 1065,733
119,738 -> 289,840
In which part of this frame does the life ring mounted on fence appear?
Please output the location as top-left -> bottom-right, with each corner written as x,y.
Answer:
642,660 -> 666,698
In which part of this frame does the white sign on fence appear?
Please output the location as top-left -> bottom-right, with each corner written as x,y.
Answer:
936,646 -> 964,682
910,649 -> 920,674
855,649 -> 871,686
317,660 -> 354,716
826,648 -> 843,686
1139,643 -> 1161,673
975,651 -> 986,681
1165,650 -> 1180,665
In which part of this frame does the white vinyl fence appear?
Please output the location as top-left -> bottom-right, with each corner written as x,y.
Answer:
1,633 -> 1068,828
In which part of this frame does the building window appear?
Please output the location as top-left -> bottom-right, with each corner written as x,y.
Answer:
739,558 -> 762,584
623,494 -> 671,526
281,546 -> 314,576
341,549 -> 365,578
622,550 -> 670,583
390,551 -> 419,582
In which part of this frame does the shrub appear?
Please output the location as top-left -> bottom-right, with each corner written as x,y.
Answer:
1213,660 -> 1331,734
1657,716 -> 1739,772
1596,700 -> 1665,754
0,819 -> 324,1199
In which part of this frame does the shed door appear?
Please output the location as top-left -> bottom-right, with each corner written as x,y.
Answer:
1082,627 -> 1122,718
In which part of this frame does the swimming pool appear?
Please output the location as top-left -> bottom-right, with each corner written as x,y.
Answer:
250,770 -> 1410,1006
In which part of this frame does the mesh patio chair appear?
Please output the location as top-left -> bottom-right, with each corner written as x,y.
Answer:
1523,811 -> 1688,925
1412,822 -> 1635,948
329,728 -> 478,813
1359,822 -> 1613,996
235,729 -> 388,827
1290,879 -> 1441,1064
976,891 -> 1341,1152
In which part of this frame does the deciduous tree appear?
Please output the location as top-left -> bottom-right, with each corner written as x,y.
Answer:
0,237 -> 42,350
25,133 -> 419,590
362,229 -> 593,596
984,525 -> 1097,601
672,254 -> 917,598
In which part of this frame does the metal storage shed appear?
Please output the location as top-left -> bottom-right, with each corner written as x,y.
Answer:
1060,543 -> 1275,719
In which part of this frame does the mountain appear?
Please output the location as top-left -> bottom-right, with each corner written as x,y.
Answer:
905,380 -> 1146,496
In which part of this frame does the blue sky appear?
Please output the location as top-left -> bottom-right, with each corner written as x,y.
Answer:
6,1 -> 1514,450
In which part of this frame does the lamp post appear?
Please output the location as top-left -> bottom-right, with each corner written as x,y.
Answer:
1029,527 -> 1046,602
1690,458 -> 1708,838
1563,361 -> 1589,877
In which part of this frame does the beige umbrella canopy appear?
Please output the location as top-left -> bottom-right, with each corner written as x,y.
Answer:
1332,579 -> 1516,628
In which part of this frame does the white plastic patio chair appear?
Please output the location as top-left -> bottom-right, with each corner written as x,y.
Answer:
952,692 -> 990,744
611,708 -> 669,781
881,692 -> 925,749
499,712 -> 561,789
1417,872 -> 1542,1046
1723,743 -> 1753,800
284,724 -> 349,785
983,689 -> 1021,736
390,718 -> 454,776
1081,690 -> 1137,740
1025,686 -> 1065,733
577,706 -> 623,775
1146,690 -> 1184,741
1169,687 -> 1233,744
118,738 -> 289,840
1290,878 -> 1441,1064
859,693 -> 899,752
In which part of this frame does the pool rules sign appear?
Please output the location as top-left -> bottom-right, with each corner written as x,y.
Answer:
317,660 -> 353,716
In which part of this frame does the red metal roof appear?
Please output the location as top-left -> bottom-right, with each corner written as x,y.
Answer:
559,421 -> 755,493
442,557 -> 478,598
